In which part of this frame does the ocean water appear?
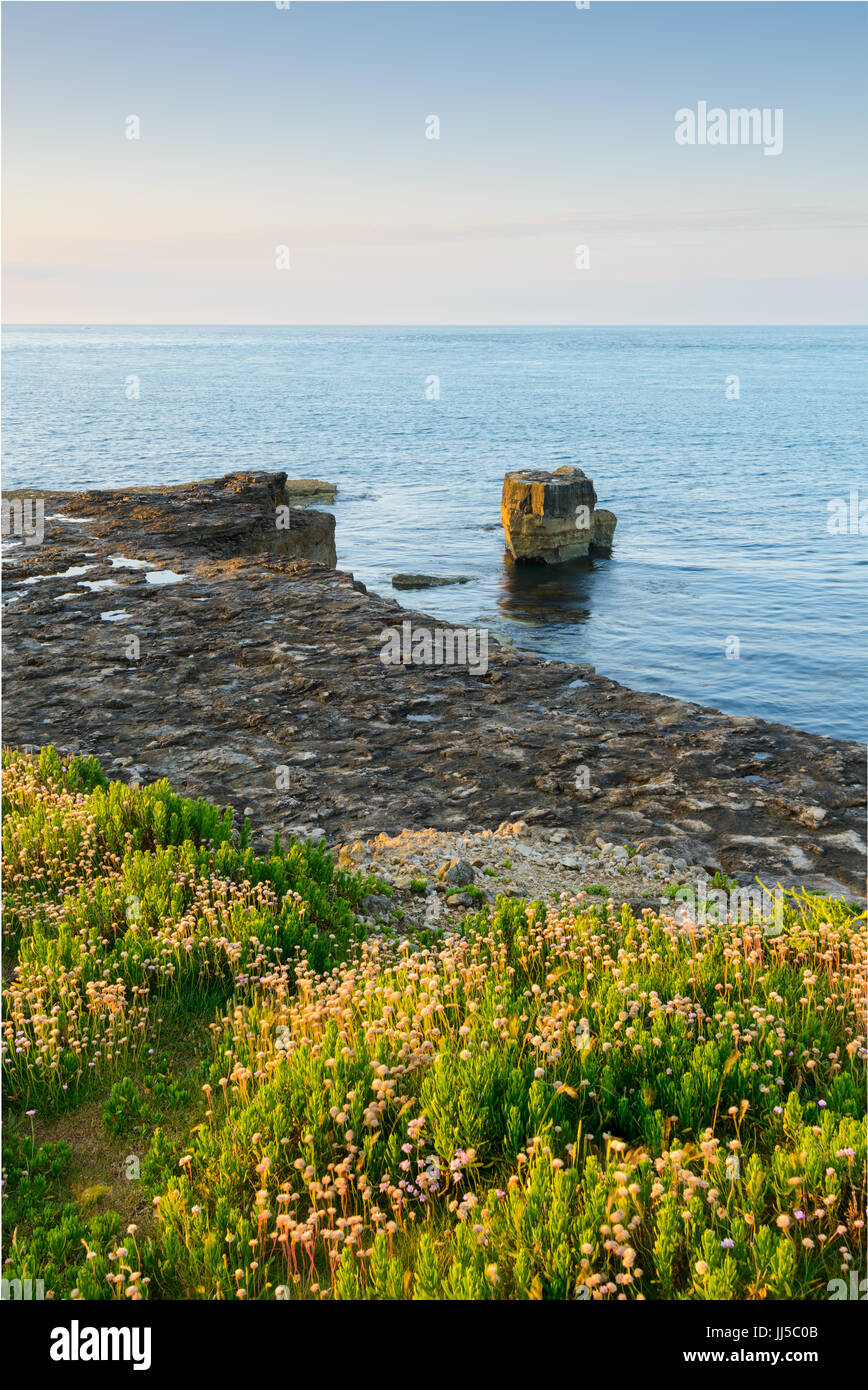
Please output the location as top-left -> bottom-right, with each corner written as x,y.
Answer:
2,325 -> 865,741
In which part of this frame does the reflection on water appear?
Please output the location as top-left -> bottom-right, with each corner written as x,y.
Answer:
496,553 -> 597,629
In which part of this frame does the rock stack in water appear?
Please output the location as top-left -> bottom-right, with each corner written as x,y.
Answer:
500,465 -> 617,564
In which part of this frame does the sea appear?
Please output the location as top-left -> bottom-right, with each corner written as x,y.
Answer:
2,325 -> 865,741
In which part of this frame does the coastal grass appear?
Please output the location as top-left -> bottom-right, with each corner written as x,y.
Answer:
2,748 -> 865,1301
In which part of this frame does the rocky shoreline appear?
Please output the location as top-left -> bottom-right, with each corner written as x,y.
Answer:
2,471 -> 865,899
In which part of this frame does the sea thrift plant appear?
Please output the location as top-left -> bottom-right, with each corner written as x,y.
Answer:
2,749 -> 865,1299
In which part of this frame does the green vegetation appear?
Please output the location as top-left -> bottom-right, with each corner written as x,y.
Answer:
712,871 -> 740,892
3,749 -> 865,1301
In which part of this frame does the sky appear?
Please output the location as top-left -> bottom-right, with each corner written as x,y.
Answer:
2,0 -> 867,324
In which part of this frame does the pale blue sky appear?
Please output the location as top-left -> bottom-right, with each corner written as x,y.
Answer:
3,1 -> 866,322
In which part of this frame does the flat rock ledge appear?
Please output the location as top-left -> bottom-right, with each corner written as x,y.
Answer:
2,471 -> 865,898
5,470 -> 336,568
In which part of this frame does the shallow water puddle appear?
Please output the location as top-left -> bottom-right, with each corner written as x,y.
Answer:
109,555 -> 152,569
78,578 -> 119,592
101,609 -> 131,622
20,564 -> 96,584
145,570 -> 186,585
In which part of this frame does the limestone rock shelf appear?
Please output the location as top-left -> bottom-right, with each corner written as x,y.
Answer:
2,471 -> 864,896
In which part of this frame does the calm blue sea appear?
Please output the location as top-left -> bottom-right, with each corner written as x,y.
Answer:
2,326 -> 866,740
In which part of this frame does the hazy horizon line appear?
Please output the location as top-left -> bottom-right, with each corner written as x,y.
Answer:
5,322 -> 867,330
